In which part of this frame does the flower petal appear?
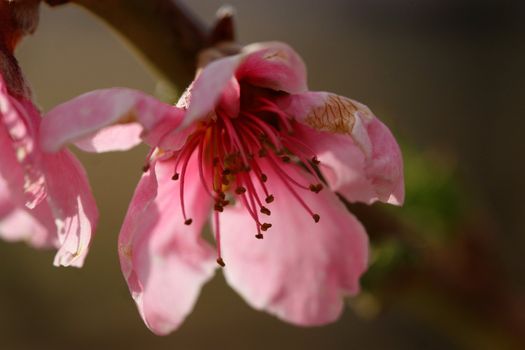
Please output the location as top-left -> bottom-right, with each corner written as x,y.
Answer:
281,92 -> 404,205
220,160 -> 369,326
184,55 -> 243,126
40,150 -> 99,267
238,42 -> 308,94
41,88 -> 181,153
0,120 -> 25,208
118,155 -> 216,335
0,204 -> 56,248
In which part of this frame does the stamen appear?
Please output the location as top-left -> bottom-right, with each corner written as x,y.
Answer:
309,183 -> 324,193
267,154 -> 312,191
261,223 -> 272,231
214,211 -> 225,267
235,186 -> 246,194
142,147 -> 156,172
244,113 -> 283,151
197,135 -> 213,197
178,139 -> 199,225
222,116 -> 250,166
242,173 -> 266,213
256,97 -> 294,133
268,158 -> 321,223
260,206 -> 271,215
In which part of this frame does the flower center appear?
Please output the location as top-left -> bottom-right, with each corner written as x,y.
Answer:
147,93 -> 324,266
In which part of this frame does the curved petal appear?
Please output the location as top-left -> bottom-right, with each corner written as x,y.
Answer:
41,88 -> 181,153
184,55 -> 243,126
220,160 -> 369,326
0,204 -> 56,248
280,92 -> 404,205
238,41 -> 308,94
0,121 -> 25,208
118,155 -> 216,335
41,150 -> 99,267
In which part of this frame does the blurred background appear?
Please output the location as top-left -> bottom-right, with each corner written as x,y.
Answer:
1,0 -> 524,349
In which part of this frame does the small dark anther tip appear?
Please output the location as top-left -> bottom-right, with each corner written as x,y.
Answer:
255,233 -> 264,239
216,257 -> 226,267
312,214 -> 320,223
184,218 -> 193,225
260,206 -> 271,216
261,223 -> 272,231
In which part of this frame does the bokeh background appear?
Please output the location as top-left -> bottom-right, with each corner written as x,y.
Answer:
1,0 -> 524,349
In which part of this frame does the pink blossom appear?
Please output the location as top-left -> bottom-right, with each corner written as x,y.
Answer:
42,42 -> 404,334
0,73 -> 98,267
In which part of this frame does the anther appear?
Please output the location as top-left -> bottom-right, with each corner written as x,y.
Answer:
265,195 -> 274,203
222,177 -> 229,185
312,214 -> 320,223
235,187 -> 246,195
261,223 -> 272,231
222,169 -> 232,176
255,233 -> 264,239
172,173 -> 180,181
309,184 -> 323,193
221,200 -> 230,207
214,204 -> 224,212
216,258 -> 225,267
281,155 -> 291,163
260,206 -> 271,215
185,218 -> 193,225
217,192 -> 226,200
260,174 -> 268,182
312,156 -> 320,165
258,148 -> 268,157
142,164 -> 150,173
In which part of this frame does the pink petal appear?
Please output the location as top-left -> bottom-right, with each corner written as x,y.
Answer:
238,42 -> 308,94
0,122 -> 25,208
41,150 -> 99,267
41,88 -> 181,153
118,155 -> 216,335
184,55 -> 243,126
73,123 -> 143,152
184,41 -> 307,125
220,160 -> 369,326
281,92 -> 404,205
0,205 -> 56,248
217,77 -> 241,118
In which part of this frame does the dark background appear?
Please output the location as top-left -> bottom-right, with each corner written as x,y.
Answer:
1,0 -> 524,349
